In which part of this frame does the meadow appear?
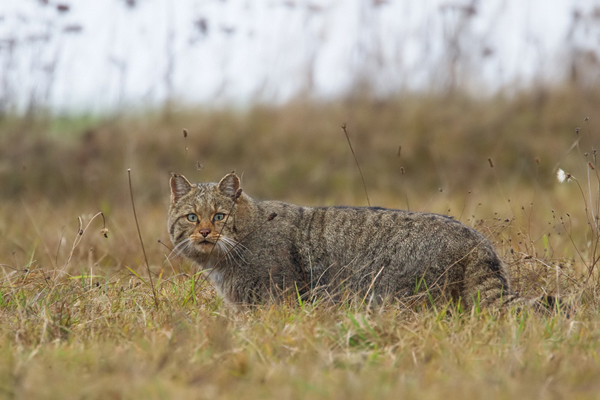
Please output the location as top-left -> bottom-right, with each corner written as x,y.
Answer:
1,86 -> 600,399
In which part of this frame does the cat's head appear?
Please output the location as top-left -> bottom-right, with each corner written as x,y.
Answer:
168,172 -> 246,263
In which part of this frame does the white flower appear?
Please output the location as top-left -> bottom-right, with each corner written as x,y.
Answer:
557,168 -> 573,183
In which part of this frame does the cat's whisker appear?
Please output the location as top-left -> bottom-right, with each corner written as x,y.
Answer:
168,238 -> 192,260
220,241 -> 235,263
225,250 -> 237,267
231,245 -> 249,264
172,237 -> 191,251
219,235 -> 251,253
175,241 -> 194,259
231,240 -> 250,253
215,240 -> 227,255
218,235 -> 238,251
216,236 -> 248,265
218,235 -> 234,248
229,236 -> 249,254
215,240 -> 241,268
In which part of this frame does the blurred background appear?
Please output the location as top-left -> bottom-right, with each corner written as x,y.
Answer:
2,0 -> 599,113
0,0 -> 600,114
2,0 -> 600,280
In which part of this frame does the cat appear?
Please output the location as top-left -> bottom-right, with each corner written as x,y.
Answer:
168,172 -> 556,310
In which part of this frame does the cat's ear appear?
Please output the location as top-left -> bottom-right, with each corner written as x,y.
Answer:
217,172 -> 240,199
170,174 -> 193,204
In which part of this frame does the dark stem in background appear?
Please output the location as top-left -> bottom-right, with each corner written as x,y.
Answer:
341,123 -> 370,207
128,168 -> 159,309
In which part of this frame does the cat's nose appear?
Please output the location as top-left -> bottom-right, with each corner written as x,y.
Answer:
199,229 -> 211,237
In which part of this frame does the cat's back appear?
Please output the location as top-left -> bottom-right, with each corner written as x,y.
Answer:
296,205 -> 481,243
319,205 -> 483,248
253,201 -> 492,260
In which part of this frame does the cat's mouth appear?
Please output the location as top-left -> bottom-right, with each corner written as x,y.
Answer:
190,235 -> 214,244
189,234 -> 220,253
195,239 -> 215,254
195,239 -> 216,251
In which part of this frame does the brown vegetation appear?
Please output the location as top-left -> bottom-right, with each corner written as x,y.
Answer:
1,86 -> 600,398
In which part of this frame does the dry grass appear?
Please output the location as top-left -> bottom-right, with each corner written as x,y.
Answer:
0,277 -> 598,399
1,86 -> 600,398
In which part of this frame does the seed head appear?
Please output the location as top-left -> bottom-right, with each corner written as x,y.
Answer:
557,168 -> 573,183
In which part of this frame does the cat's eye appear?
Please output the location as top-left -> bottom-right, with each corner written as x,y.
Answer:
186,214 -> 199,223
213,213 -> 226,222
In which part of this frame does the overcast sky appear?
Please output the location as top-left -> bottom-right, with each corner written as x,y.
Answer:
2,0 -> 599,113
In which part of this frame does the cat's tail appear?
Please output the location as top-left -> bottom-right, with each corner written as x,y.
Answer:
461,247 -> 571,316
499,293 -> 572,317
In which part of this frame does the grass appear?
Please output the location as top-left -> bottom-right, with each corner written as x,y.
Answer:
1,85 -> 600,398
0,278 -> 598,399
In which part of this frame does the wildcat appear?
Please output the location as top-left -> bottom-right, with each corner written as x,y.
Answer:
168,172 -> 552,310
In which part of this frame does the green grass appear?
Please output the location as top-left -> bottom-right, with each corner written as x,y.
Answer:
1,86 -> 600,398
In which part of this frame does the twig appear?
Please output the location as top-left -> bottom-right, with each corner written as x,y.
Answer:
128,169 -> 159,309
341,123 -> 370,207
55,226 -> 66,267
183,129 -> 189,160
157,239 -> 173,252
61,211 -> 107,278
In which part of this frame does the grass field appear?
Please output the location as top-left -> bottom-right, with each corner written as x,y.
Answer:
1,86 -> 600,399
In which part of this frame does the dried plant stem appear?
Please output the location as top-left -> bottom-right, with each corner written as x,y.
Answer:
54,226 -> 66,267
183,129 -> 189,160
341,123 -> 370,207
60,211 -> 106,278
128,169 -> 159,309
